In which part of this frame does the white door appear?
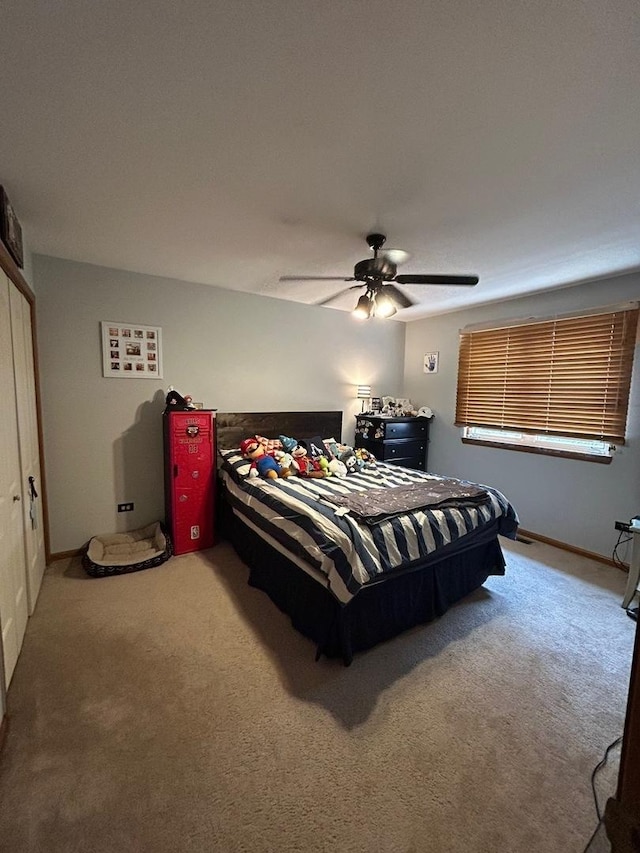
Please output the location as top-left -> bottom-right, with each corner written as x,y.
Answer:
0,272 -> 28,686
9,282 -> 46,612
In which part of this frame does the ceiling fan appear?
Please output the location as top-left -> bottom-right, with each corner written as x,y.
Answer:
279,233 -> 479,318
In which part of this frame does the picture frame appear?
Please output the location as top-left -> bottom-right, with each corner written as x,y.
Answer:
0,186 -> 24,268
424,352 -> 439,374
101,321 -> 163,378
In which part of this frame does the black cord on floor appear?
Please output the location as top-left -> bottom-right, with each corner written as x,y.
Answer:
582,735 -> 623,852
592,736 -> 623,821
582,816 -> 604,853
613,530 -> 632,569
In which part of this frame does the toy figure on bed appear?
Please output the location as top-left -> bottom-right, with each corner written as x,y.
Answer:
291,443 -> 327,478
274,450 -> 296,477
278,435 -> 328,478
301,437 -> 333,476
338,447 -> 360,474
239,438 -> 291,480
354,447 -> 377,468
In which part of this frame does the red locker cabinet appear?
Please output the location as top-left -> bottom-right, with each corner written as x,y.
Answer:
163,410 -> 216,555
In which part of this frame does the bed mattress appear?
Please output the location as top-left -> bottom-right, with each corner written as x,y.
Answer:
219,450 -> 519,604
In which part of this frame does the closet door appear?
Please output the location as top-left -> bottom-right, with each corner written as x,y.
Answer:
9,283 -> 46,612
0,272 -> 28,686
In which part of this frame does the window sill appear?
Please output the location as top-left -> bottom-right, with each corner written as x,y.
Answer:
461,437 -> 612,464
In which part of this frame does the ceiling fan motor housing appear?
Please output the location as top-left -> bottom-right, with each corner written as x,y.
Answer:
365,233 -> 387,252
354,257 -> 397,281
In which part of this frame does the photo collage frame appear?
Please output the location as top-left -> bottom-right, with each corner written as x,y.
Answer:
101,321 -> 163,379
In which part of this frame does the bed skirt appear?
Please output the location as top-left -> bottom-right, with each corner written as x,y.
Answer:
225,507 -> 506,665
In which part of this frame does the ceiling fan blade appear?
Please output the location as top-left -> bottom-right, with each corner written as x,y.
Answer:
380,283 -> 415,309
316,284 -> 364,307
279,275 -> 355,282
395,274 -> 479,286
382,248 -> 410,265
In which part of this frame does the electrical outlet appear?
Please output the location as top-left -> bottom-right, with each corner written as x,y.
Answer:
615,520 -> 631,532
117,503 -> 134,512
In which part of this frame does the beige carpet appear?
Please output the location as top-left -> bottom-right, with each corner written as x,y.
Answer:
0,537 -> 635,853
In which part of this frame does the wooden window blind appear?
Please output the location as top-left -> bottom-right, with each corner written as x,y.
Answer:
455,307 -> 639,444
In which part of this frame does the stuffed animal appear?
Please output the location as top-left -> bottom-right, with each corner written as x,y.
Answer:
274,450 -> 296,477
164,387 -> 195,413
278,434 -> 298,454
291,444 -> 326,478
328,458 -> 348,478
355,447 -> 377,468
240,437 -> 290,480
316,456 -> 331,476
338,447 -> 359,474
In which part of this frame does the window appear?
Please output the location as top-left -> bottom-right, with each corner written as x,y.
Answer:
455,305 -> 639,462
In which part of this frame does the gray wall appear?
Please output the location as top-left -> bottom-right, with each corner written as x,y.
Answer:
404,272 -> 640,560
34,255 -> 406,553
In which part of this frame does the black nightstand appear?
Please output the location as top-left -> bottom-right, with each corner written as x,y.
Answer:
355,415 -> 432,471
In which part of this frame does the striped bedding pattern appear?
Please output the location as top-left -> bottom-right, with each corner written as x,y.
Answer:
219,450 -> 519,604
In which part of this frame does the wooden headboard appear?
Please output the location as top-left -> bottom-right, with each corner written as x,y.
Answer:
216,411 -> 343,451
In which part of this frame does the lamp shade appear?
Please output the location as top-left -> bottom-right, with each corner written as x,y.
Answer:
352,294 -> 373,319
356,385 -> 371,399
374,292 -> 397,318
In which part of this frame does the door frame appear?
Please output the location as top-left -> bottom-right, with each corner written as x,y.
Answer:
0,241 -> 50,565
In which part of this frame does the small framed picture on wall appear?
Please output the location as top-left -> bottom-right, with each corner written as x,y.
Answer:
101,321 -> 163,378
424,352 -> 439,374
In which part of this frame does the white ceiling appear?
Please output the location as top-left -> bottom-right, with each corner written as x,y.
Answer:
1,0 -> 639,320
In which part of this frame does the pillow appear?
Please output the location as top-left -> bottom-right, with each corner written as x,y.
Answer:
255,434 -> 283,454
299,435 -> 330,460
218,449 -> 253,483
323,437 -> 346,459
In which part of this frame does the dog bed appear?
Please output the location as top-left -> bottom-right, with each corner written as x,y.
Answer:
82,522 -> 172,578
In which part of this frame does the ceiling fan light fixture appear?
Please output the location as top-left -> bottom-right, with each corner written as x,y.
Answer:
374,292 -> 397,318
352,293 -> 373,319
281,233 -> 478,315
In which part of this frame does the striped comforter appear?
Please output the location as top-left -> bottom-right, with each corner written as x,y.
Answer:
220,450 -> 519,604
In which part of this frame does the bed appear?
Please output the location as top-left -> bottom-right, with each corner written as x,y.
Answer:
217,411 -> 519,665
